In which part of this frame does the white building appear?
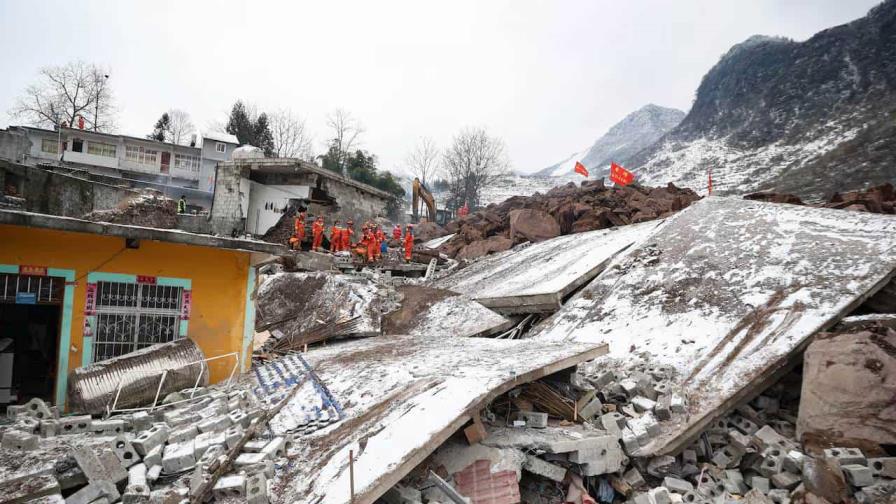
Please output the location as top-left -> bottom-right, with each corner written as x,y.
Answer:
0,126 -> 239,209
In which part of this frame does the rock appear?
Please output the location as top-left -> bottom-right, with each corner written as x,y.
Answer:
508,209 -> 560,244
413,221 -> 448,243
801,456 -> 849,504
456,235 -> 513,260
797,327 -> 896,446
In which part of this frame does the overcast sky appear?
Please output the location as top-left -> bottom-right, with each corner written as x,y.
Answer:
0,0 -> 880,175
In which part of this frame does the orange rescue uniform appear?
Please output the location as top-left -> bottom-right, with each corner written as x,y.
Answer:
311,220 -> 324,251
330,225 -> 343,252
365,229 -> 377,263
341,226 -> 354,251
403,230 -> 414,261
294,214 -> 306,241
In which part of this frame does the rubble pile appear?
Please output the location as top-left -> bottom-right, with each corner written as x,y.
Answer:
0,388 -> 292,503
260,206 -> 298,245
82,189 -> 178,228
389,358 -> 896,504
745,182 -> 896,214
438,181 -> 700,260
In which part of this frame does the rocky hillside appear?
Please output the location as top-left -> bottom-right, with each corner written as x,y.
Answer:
535,104 -> 685,178
630,1 -> 896,199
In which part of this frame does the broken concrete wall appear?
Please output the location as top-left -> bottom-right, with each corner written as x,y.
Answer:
798,325 -> 896,445
210,162 -> 249,236
0,159 -> 136,217
0,127 -> 32,164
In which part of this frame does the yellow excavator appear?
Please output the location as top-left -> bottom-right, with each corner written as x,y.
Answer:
412,177 -> 437,224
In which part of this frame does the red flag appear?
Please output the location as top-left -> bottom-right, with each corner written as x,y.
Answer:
609,162 -> 634,186
708,168 -> 713,195
574,161 -> 589,177
78,115 -> 85,129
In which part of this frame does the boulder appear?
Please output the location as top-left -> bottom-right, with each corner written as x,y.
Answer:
456,236 -> 513,261
744,192 -> 805,205
798,326 -> 896,446
413,222 -> 448,243
508,209 -> 560,244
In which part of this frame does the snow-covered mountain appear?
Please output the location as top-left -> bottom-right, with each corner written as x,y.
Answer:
534,104 -> 685,179
630,1 -> 896,199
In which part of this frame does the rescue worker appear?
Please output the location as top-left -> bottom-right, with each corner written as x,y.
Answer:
177,195 -> 187,214
403,224 -> 414,262
294,211 -> 306,244
288,233 -> 301,250
459,201 -> 469,218
392,224 -> 401,240
365,226 -> 378,263
342,220 -> 354,251
374,225 -> 385,260
329,220 -> 343,252
353,225 -> 370,261
311,216 -> 325,251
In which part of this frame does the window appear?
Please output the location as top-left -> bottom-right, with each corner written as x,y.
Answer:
174,153 -> 200,172
87,141 -> 116,158
125,145 -> 158,166
92,281 -> 184,361
215,142 -> 226,153
41,139 -> 59,154
71,139 -> 83,153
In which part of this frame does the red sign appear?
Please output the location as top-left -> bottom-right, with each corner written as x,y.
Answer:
180,290 -> 192,320
574,161 -> 589,177
78,115 -> 85,129
19,265 -> 47,276
610,162 -> 635,186
84,283 -> 97,315
136,275 -> 157,285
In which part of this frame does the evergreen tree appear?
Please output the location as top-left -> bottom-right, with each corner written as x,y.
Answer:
148,112 -> 170,142
253,112 -> 275,157
225,101 -> 254,145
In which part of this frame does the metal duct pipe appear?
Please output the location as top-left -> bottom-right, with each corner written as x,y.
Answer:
68,338 -> 209,415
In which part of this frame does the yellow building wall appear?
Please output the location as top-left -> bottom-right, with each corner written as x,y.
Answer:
0,224 -> 252,399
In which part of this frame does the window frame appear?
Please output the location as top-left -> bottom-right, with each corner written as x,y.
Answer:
215,142 -> 226,153
40,138 -> 59,154
87,141 -> 117,158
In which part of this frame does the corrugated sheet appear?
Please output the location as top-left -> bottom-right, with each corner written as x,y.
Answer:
454,459 -> 520,504
68,338 -> 208,414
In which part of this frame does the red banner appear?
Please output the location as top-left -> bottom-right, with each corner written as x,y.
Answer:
84,283 -> 97,315
610,162 -> 634,186
180,290 -> 192,320
19,265 -> 47,276
574,161 -> 589,177
136,275 -> 157,285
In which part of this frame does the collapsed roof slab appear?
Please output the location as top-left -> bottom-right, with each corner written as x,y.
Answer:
533,196 -> 896,457
264,334 -> 607,503
435,221 -> 661,314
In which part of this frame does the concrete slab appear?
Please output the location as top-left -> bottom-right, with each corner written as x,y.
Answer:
435,221 -> 660,314
534,197 -> 896,457
257,331 -> 607,503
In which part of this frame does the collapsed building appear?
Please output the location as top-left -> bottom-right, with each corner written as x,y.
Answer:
0,185 -> 895,504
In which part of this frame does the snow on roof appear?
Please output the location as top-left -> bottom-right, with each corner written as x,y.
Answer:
202,131 -> 239,144
534,196 -> 896,455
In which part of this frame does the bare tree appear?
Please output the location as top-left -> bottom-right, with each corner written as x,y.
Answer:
270,109 -> 314,160
405,137 -> 440,186
167,109 -> 195,145
325,108 -> 364,176
9,61 -> 116,131
442,127 -> 510,209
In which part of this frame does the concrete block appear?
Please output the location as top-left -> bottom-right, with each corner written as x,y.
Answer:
729,414 -> 759,435
723,469 -> 749,495
57,415 -> 92,435
654,395 -> 672,421
746,474 -> 770,493
680,491 -> 701,503
632,396 -> 657,413
229,409 -> 250,428
619,378 -> 639,397
235,452 -> 267,467
167,424 -> 198,444
868,457 -> 896,478
17,416 -> 40,434
225,424 -> 244,449
523,454 -> 566,482
23,397 -> 53,420
824,447 -> 866,466
759,451 -> 784,478
590,370 -> 615,388
6,404 -> 27,418
97,449 -> 129,484
679,463 -> 699,478
782,450 -> 804,473
162,441 -> 196,473
112,434 -> 140,467
682,449 -> 697,466
198,444 -> 225,470
669,394 -> 686,414
243,439 -> 268,452
754,395 -> 779,413
146,465 -> 162,483
663,476 -> 694,494
65,480 -> 120,504
728,430 -> 752,452
239,459 -> 275,478
197,414 -> 231,433
519,410 -> 548,428
131,424 -> 170,457
130,411 -> 152,431
123,463 -> 150,503
649,487 -> 672,504
193,430 -> 226,458
601,412 -> 627,432
767,489 -> 790,503
712,445 -> 743,469
2,474 -> 60,502
2,429 -> 38,450
753,425 -> 789,452
260,436 -> 287,460
623,468 -> 646,488
246,472 -> 269,504
575,436 -> 628,476
39,420 -> 59,437
621,427 -> 640,453
213,474 -> 247,500
73,447 -> 108,483
143,444 -> 163,468
91,419 -> 127,436
841,464 -> 874,487
770,471 -> 801,491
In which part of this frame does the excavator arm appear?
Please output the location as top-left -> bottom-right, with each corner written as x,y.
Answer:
412,177 -> 436,223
